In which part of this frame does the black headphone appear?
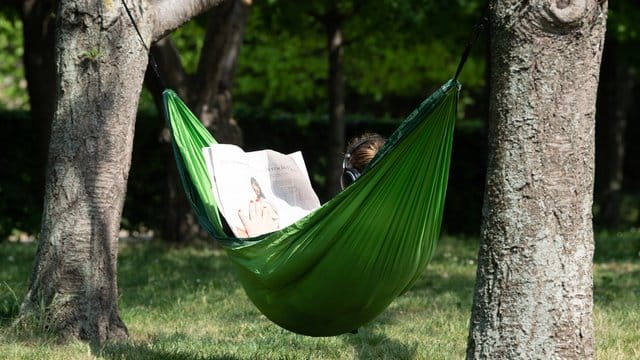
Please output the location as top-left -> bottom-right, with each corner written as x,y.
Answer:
340,136 -> 382,190
340,152 -> 361,190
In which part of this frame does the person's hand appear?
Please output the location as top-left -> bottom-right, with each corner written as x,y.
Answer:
237,199 -> 279,237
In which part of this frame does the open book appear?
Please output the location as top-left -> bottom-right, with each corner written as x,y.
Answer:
202,144 -> 321,238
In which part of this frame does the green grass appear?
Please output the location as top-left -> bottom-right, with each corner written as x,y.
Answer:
1,232 -> 639,359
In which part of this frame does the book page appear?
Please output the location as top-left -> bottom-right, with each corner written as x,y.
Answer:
203,144 -> 320,238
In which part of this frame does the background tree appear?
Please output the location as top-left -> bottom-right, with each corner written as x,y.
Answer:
20,0 -> 56,202
321,1 -> 350,197
1,0 -> 492,239
257,0 -> 364,197
17,0 -> 222,344
0,1 -> 54,239
595,0 -> 639,228
254,0 -> 485,198
467,1 -> 608,359
145,0 -> 252,243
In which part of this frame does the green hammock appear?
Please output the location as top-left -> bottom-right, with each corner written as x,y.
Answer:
163,79 -> 460,336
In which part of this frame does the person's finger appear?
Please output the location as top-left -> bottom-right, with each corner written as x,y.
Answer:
234,226 -> 248,237
238,208 -> 249,225
253,199 -> 262,218
249,200 -> 257,220
259,201 -> 268,218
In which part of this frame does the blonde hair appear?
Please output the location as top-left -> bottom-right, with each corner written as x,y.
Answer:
345,133 -> 386,172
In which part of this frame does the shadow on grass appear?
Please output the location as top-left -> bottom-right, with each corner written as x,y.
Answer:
411,271 -> 475,299
0,305 -> 19,328
98,338 -> 241,360
594,268 -> 640,305
594,231 -> 640,263
0,242 -> 36,327
0,281 -> 21,327
335,266 -> 476,359
96,344 -> 240,360
342,328 -> 418,360
116,242 -> 242,310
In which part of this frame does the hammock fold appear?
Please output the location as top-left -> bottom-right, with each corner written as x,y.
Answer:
163,79 -> 460,336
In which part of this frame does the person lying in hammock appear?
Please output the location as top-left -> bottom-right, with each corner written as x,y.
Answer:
340,132 -> 386,189
237,132 -> 386,237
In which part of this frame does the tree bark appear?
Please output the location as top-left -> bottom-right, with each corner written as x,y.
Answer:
18,0 -> 220,344
192,0 -> 248,145
325,8 -> 346,198
466,1 -> 607,359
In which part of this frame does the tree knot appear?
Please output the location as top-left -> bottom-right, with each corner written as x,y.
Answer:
542,0 -> 588,30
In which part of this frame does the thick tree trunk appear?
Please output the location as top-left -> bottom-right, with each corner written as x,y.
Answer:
466,1 -> 607,359
325,12 -> 346,198
18,0 -> 221,344
19,0 -> 147,342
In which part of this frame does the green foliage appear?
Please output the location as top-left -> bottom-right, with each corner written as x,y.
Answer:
609,0 -> 640,43
607,0 -> 640,66
1,0 -> 638,239
230,0 -> 487,115
234,11 -> 327,111
0,12 -> 28,110
79,48 -> 103,62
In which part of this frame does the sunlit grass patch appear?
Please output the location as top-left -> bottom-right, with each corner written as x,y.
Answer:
1,232 -> 638,359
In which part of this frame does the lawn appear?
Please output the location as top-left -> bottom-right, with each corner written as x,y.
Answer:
1,232 -> 638,359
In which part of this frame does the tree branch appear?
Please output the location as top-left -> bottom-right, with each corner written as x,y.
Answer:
193,0 -> 235,103
151,0 -> 224,42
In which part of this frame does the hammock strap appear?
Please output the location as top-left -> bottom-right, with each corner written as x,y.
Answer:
120,0 -> 166,89
453,2 -> 489,81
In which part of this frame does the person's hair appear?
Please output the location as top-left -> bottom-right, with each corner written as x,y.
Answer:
344,133 -> 386,172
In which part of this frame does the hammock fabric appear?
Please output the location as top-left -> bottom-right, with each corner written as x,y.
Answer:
163,79 -> 460,336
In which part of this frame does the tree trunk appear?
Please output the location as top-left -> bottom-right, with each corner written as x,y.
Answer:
598,42 -> 635,229
146,0 -> 250,243
466,1 -> 607,359
21,0 -> 56,207
18,0 -> 146,343
192,0 -> 249,145
18,0 -> 221,344
325,11 -> 346,198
